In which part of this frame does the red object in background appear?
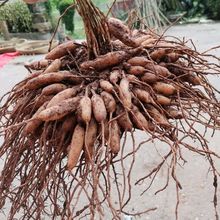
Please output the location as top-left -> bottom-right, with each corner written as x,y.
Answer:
0,52 -> 19,69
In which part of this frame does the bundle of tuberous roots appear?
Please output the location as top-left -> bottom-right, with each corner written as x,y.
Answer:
1,4 -> 220,219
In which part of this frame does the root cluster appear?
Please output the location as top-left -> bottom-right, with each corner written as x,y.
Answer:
1,15 -> 220,219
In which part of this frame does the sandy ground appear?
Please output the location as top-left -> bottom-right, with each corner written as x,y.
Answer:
0,22 -> 220,220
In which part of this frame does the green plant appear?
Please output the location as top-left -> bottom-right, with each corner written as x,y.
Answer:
0,0 -> 32,33
162,0 -> 220,20
44,0 -> 53,17
186,0 -> 206,17
162,0 -> 183,13
57,0 -> 75,33
206,0 -> 220,19
44,0 -> 61,18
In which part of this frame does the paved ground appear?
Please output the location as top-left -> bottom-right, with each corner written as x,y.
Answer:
0,22 -> 220,220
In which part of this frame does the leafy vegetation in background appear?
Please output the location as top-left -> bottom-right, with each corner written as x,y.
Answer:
0,0 -> 32,33
162,0 -> 220,20
44,0 -> 75,33
183,0 -> 205,18
206,0 -> 220,19
29,0 -> 110,39
161,0 -> 183,14
57,0 -> 75,33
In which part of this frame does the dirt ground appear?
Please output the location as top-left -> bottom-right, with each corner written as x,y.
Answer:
0,22 -> 220,220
